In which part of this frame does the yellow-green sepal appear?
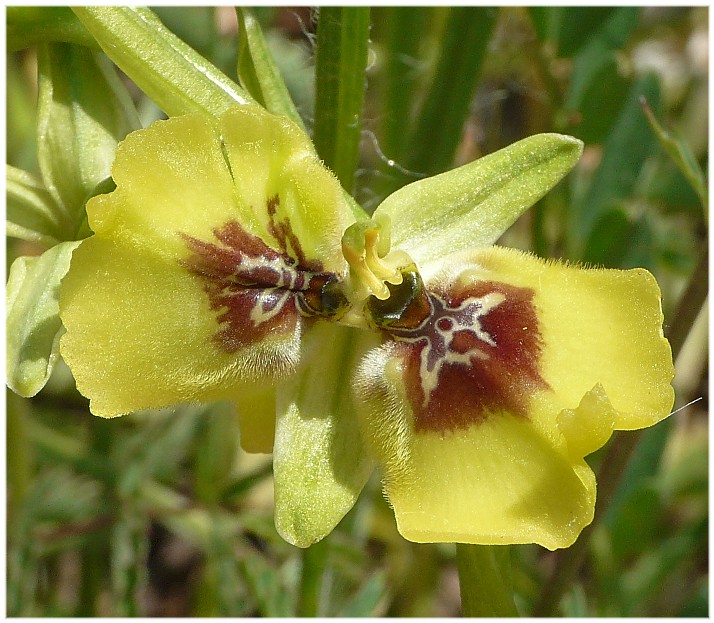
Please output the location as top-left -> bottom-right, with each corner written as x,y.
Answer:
37,42 -> 140,233
374,133 -> 583,265
273,323 -> 377,547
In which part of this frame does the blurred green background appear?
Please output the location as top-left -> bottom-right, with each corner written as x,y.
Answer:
6,6 -> 708,616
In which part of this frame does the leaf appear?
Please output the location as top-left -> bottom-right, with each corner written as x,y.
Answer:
237,8 -> 305,130
6,165 -> 67,246
404,7 -> 498,176
240,551 -> 294,617
582,208 -> 654,269
37,43 -> 141,228
641,97 -> 708,217
313,7 -> 371,193
337,571 -> 389,616
6,240 -> 81,397
72,7 -> 256,120
375,7 -> 433,160
564,8 -> 640,113
567,73 -> 661,257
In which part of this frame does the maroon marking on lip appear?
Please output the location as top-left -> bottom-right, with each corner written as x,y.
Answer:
180,195 -> 336,353
391,280 -> 547,434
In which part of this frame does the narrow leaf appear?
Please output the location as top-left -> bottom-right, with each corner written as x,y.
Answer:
338,571 -> 389,617
6,165 -> 67,246
564,8 -> 639,113
37,43 -> 141,227
568,74 -> 661,256
240,551 -> 294,617
404,7 -> 498,176
641,97 -> 708,216
313,7 -> 371,192
376,7 -> 432,160
237,8 -> 305,130
6,241 -> 81,397
72,7 -> 256,119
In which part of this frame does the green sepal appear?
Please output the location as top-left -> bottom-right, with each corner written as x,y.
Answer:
37,43 -> 141,229
72,7 -> 256,120
237,8 -> 305,131
6,165 -> 67,246
375,133 -> 584,266
6,240 -> 81,397
273,323 -> 376,547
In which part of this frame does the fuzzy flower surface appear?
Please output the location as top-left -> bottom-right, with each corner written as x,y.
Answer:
60,105 -> 674,549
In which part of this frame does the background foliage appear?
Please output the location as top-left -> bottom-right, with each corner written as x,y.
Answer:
6,6 -> 708,616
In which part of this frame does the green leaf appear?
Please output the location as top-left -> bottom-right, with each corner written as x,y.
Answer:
564,8 -> 640,114
376,133 -> 583,266
6,240 -> 80,397
641,97 -> 708,217
337,571 -> 389,617
6,165 -> 67,246
72,7 -> 255,119
375,7 -> 433,161
567,73 -> 661,256
272,323 -> 376,548
404,7 -> 498,176
7,7 -> 96,52
240,551 -> 294,617
529,7 -> 619,57
566,58 -> 630,144
582,208 -> 655,270
237,8 -> 305,131
37,43 -> 141,228
313,7 -> 371,193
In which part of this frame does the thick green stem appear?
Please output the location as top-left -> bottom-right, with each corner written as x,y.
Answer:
456,544 -> 519,617
313,7 -> 370,193
298,538 -> 330,617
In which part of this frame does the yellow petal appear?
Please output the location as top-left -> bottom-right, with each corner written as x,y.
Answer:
354,246 -> 674,547
61,107 -> 357,417
235,385 -> 277,454
219,106 -> 354,274
437,246 -> 675,432
60,237 -> 302,417
355,346 -> 594,550
89,114 -> 240,259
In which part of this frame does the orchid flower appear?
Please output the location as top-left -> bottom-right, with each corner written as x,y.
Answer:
60,104 -> 674,550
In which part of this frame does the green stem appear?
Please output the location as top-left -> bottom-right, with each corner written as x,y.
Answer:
298,538 -> 330,617
313,7 -> 370,193
456,544 -> 519,617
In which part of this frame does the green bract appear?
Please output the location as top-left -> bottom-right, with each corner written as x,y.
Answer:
58,104 -> 674,549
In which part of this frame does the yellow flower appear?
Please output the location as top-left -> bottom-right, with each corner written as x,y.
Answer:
60,104 -> 674,550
